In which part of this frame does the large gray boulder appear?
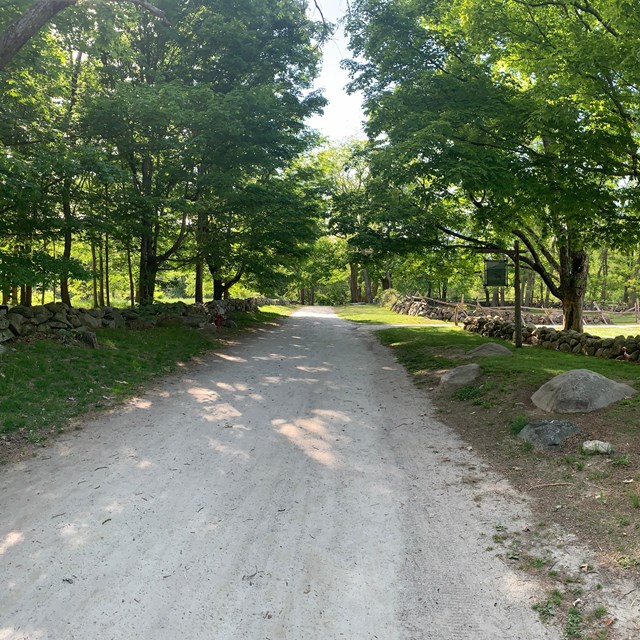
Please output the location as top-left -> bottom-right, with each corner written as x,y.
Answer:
439,364 -> 482,391
467,343 -> 512,357
531,369 -> 636,413
518,420 -> 581,448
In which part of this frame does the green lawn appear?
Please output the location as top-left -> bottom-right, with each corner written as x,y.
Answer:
377,326 -> 640,391
335,304 -> 447,325
584,325 -> 640,338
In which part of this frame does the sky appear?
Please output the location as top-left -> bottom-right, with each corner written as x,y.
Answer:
306,0 -> 366,141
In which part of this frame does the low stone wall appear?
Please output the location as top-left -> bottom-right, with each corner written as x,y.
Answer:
464,316 -> 640,362
0,298 -> 269,345
390,296 -> 564,324
388,295 -> 640,363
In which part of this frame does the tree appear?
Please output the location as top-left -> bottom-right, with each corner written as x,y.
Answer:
0,0 -> 167,71
345,0 -> 640,330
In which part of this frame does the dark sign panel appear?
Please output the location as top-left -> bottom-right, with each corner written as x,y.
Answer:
484,260 -> 508,287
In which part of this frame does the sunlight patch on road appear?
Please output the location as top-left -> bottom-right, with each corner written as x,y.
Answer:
272,417 -> 337,467
187,387 -> 220,403
128,398 -> 152,410
201,403 -> 241,421
214,353 -> 248,363
0,532 -> 23,556
206,438 -> 250,461
1,629 -> 45,640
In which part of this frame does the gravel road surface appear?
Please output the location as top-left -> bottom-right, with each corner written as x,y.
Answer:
1,307 -> 557,639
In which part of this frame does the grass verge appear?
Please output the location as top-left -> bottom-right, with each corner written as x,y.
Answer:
0,305 -> 293,462
334,304 -> 448,325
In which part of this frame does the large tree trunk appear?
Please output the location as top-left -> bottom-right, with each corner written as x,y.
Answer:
194,260 -> 204,304
381,270 -> 392,290
0,0 -> 167,71
138,238 -> 157,306
349,263 -> 359,303
20,285 -> 32,306
59,185 -> 73,306
559,249 -> 589,331
362,268 -> 373,303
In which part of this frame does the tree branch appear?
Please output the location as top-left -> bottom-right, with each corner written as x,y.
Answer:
0,0 -> 168,71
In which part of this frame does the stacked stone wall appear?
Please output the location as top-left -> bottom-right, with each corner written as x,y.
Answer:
464,316 -> 640,362
388,295 -> 640,363
0,297 -> 275,345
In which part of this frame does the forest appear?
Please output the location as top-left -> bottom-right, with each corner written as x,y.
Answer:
2,0 -> 640,332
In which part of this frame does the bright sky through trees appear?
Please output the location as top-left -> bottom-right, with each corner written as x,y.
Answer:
307,0 -> 364,141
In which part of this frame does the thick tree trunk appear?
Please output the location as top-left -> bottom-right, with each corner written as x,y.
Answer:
362,268 -> 373,303
2,288 -> 9,304
194,260 -> 204,304
381,270 -> 392,290
20,285 -> 33,306
559,249 -> 589,331
59,189 -> 73,306
138,250 -> 157,306
349,263 -> 359,303
300,288 -> 306,305
441,278 -> 448,301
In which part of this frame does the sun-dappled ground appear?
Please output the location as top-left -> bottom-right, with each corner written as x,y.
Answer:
0,305 -> 294,461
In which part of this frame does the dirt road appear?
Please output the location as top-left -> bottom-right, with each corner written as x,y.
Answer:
1,307 -> 557,639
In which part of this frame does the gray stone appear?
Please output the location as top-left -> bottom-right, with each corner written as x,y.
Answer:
518,420 -> 581,449
44,302 -> 69,314
7,313 -> 25,334
439,364 -> 482,391
77,312 -> 102,330
11,305 -> 35,318
0,343 -> 6,354
0,318 -> 8,330
182,316 -> 205,328
0,329 -> 13,343
467,343 -> 512,357
531,369 -> 636,413
582,440 -> 613,455
73,329 -> 98,349
33,308 -> 53,324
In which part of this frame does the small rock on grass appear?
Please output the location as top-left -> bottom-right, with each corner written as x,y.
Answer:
467,343 -> 512,357
518,420 -> 581,449
439,364 -> 481,391
582,440 -> 613,455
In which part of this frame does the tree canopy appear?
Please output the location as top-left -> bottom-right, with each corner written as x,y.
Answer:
344,0 -> 640,329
